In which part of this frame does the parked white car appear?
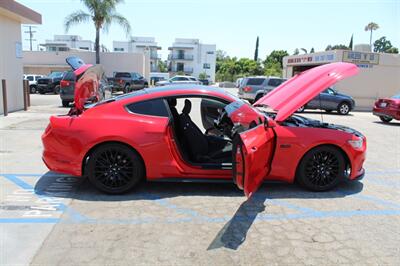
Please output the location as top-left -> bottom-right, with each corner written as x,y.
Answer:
155,75 -> 201,86
23,74 -> 44,93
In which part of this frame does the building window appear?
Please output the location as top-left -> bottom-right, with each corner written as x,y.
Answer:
114,48 -> 124,52
58,47 -> 68,51
79,47 -> 89,50
207,51 -> 214,54
48,47 -> 57,51
203,63 -> 211,69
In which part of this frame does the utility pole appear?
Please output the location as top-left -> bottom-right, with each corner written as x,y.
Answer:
24,26 -> 37,51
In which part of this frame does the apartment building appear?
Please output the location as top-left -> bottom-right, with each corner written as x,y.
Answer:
167,38 -> 216,82
113,37 -> 161,72
40,35 -> 94,52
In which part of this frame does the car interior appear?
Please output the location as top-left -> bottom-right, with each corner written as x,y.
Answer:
166,97 -> 233,166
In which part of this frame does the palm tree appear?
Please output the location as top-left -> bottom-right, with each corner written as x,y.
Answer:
364,22 -> 379,51
65,0 -> 131,64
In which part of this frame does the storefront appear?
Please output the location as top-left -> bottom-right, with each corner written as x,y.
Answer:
283,49 -> 400,110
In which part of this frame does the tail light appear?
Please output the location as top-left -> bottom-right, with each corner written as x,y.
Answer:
119,79 -> 123,84
60,80 -> 70,88
243,86 -> 252,92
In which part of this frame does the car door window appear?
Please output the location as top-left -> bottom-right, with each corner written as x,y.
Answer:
126,98 -> 169,117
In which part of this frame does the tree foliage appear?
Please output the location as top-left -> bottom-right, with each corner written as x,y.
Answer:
216,50 -> 288,81
65,0 -> 131,63
325,44 -> 349,51
254,36 -> 259,61
373,36 -> 399,53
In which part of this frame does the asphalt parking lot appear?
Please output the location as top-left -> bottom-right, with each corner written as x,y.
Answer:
1,93 -> 399,265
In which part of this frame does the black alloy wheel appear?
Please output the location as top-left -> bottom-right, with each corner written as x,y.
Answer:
297,146 -> 345,191
379,116 -> 392,123
87,143 -> 144,194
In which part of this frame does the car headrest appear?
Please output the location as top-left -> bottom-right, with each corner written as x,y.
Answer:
182,99 -> 192,115
167,98 -> 177,107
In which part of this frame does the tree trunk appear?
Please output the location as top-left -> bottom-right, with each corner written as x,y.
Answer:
95,27 -> 100,64
369,29 -> 373,51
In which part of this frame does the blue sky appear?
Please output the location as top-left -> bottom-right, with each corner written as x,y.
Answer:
19,0 -> 400,60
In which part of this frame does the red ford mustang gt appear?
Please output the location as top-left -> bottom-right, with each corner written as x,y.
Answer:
42,61 -> 366,197
372,93 -> 400,123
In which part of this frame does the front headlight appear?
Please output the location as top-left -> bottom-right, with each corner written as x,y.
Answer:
348,137 -> 363,149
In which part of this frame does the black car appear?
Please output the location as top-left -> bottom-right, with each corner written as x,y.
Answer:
113,72 -> 148,93
59,71 -> 76,107
37,72 -> 64,94
296,87 -> 356,115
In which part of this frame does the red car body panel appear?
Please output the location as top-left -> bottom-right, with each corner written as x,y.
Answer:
373,97 -> 400,120
42,62 -> 366,196
255,62 -> 359,122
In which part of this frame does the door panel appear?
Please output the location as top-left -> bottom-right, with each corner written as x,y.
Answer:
232,124 -> 274,197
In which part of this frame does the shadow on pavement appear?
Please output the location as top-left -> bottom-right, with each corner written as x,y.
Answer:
373,121 -> 400,126
34,171 -> 363,250
34,171 -> 364,202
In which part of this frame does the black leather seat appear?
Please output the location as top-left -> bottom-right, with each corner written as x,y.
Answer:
178,99 -> 231,163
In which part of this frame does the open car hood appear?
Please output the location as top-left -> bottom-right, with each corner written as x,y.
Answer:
254,62 -> 359,122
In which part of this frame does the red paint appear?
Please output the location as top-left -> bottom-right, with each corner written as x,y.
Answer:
42,63 -> 366,197
373,97 -> 400,121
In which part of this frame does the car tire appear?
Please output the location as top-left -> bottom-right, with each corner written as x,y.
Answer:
54,85 -> 61,94
86,143 -> 145,194
123,84 -> 130,94
144,83 -> 149,88
30,85 -> 37,94
337,102 -> 350,115
379,116 -> 392,123
296,106 -> 305,113
296,146 -> 345,191
62,100 -> 70,107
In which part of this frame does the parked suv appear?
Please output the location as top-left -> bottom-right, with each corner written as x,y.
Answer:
296,87 -> 355,115
37,71 -> 64,94
113,72 -> 148,93
59,71 -> 76,107
24,74 -> 43,93
238,76 -> 286,103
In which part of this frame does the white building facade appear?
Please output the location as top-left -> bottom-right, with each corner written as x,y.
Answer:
40,35 -> 94,52
168,38 -> 216,82
113,37 -> 161,72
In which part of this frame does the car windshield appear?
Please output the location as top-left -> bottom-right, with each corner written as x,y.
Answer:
115,73 -> 130,78
48,72 -> 63,78
392,94 -> 400,99
245,78 -> 265,86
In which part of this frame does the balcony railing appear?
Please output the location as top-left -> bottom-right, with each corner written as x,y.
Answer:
168,54 -> 194,60
169,66 -> 193,73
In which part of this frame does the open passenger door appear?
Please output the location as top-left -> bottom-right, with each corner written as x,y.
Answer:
227,102 -> 275,198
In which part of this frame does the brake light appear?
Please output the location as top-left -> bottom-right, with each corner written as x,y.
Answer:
119,79 -> 123,84
243,86 -> 252,92
60,80 -> 70,87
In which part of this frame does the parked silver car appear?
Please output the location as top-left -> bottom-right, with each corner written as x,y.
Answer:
238,76 -> 286,103
155,75 -> 201,86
